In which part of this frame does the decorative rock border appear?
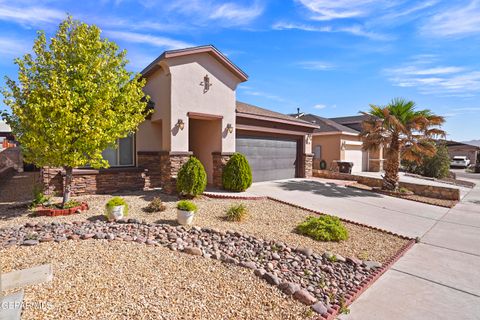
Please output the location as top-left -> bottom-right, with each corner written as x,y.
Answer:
35,202 -> 89,217
202,192 -> 267,200
0,219 -> 399,317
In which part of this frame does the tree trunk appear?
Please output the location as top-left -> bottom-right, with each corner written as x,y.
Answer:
382,138 -> 400,191
63,166 -> 73,207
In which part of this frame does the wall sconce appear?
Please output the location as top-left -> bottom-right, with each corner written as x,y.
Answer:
306,134 -> 312,144
177,119 -> 185,130
226,123 -> 233,134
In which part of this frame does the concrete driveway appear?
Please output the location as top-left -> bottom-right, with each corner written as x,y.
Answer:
248,176 -> 480,320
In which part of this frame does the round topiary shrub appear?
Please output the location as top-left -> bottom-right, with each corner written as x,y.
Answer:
222,153 -> 253,192
176,157 -> 207,197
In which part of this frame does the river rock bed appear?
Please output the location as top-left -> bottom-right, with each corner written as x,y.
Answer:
0,219 -> 383,315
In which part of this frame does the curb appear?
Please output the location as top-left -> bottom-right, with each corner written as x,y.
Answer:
203,192 -> 267,200
317,238 -> 415,320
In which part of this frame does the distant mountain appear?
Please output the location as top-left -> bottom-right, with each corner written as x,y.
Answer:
463,139 -> 480,147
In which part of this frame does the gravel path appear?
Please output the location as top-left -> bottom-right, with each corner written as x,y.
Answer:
0,191 -> 407,263
1,240 -> 309,320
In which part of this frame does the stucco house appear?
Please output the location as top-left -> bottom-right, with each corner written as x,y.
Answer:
42,45 -> 317,195
295,114 -> 383,172
444,140 -> 480,165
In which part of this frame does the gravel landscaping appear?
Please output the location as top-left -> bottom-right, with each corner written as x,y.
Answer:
1,240 -> 309,320
1,219 -> 386,318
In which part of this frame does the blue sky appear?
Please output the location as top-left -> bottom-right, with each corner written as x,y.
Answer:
0,0 -> 479,141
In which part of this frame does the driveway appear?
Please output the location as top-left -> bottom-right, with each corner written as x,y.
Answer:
248,176 -> 480,320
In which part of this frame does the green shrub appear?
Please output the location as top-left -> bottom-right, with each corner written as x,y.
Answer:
105,196 -> 128,216
176,157 -> 207,196
399,187 -> 410,194
144,197 -> 166,213
296,216 -> 349,242
225,204 -> 248,222
31,184 -> 49,208
222,153 -> 252,192
402,144 -> 450,179
177,200 -> 197,212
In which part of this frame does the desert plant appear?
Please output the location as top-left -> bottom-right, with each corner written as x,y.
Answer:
176,157 -> 207,197
222,153 -> 253,192
361,98 -> 445,191
225,204 -> 248,222
398,187 -> 410,194
296,216 -> 349,242
144,197 -> 166,213
177,200 -> 197,212
422,144 -> 451,179
105,197 -> 128,216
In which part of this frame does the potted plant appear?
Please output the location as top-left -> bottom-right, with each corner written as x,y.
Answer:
105,197 -> 128,221
177,200 -> 197,225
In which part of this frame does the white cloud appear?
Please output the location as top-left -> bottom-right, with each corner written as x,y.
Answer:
273,21 -> 389,40
241,89 -> 285,102
0,4 -> 64,25
209,2 -> 263,25
313,104 -> 327,109
104,31 -> 194,49
385,57 -> 480,96
296,0 -> 377,21
0,37 -> 29,57
421,0 -> 480,37
296,61 -> 334,71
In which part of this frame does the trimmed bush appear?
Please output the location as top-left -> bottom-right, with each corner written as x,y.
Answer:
225,203 -> 248,222
176,157 -> 207,197
177,200 -> 197,212
144,197 -> 166,213
222,153 -> 253,192
296,215 -> 348,242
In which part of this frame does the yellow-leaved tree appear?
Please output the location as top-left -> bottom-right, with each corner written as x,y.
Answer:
1,17 -> 151,206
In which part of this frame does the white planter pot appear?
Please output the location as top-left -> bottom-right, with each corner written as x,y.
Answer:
106,205 -> 125,221
177,209 -> 195,225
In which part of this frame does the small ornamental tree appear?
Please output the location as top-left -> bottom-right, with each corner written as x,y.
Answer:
1,17 -> 150,206
176,157 -> 207,197
222,153 -> 253,192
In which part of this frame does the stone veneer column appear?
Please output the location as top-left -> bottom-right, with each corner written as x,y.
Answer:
137,151 -> 163,188
302,153 -> 314,178
159,151 -> 193,194
212,152 -> 234,189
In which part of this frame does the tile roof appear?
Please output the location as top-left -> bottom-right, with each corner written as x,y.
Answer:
236,101 -> 317,127
297,114 -> 359,134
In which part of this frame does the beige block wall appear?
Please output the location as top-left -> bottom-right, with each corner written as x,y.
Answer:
168,53 -> 241,153
189,119 -> 222,183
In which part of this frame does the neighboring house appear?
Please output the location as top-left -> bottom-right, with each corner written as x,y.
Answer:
42,45 -> 317,195
0,121 -> 14,148
296,114 -> 383,172
444,140 -> 480,165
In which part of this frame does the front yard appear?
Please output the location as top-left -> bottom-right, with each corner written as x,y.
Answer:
0,174 -> 410,319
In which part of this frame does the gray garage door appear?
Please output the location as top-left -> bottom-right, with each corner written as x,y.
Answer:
236,136 -> 297,182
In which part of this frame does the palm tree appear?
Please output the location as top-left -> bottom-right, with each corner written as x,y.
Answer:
360,98 -> 446,191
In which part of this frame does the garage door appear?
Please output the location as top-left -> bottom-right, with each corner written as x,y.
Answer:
344,146 -> 364,173
236,136 -> 297,182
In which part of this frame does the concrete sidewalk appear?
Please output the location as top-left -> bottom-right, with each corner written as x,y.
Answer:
248,177 -> 480,319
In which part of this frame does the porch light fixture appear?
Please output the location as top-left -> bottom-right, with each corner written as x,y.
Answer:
177,119 -> 185,130
306,134 -> 312,144
226,123 -> 233,134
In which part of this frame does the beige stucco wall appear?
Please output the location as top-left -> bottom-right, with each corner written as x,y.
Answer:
189,119 -> 222,183
136,120 -> 163,152
142,65 -> 171,150
168,53 -> 241,153
312,134 -> 341,170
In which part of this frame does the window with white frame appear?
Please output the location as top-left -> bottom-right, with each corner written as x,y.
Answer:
101,135 -> 135,167
313,145 -> 322,159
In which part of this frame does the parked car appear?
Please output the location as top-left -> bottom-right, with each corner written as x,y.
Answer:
450,156 -> 471,168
